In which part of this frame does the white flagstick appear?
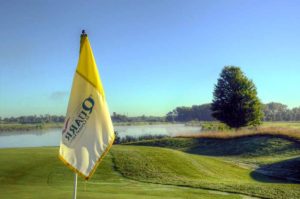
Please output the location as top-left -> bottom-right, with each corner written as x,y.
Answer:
72,173 -> 78,199
72,30 -> 83,199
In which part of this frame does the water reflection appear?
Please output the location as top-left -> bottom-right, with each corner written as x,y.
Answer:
0,129 -> 59,136
0,128 -> 62,148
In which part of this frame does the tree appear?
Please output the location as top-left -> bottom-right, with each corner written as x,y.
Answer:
114,131 -> 121,144
175,107 -> 193,122
211,66 -> 263,128
166,111 -> 176,122
262,102 -> 297,121
191,104 -> 215,121
165,104 -> 215,122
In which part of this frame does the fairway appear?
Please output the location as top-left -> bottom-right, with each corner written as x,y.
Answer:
0,136 -> 300,199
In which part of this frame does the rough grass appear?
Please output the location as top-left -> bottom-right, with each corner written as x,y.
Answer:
262,122 -> 300,129
178,127 -> 300,142
185,121 -> 300,131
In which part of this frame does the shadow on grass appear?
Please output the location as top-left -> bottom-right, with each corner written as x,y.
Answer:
186,135 -> 300,157
250,157 -> 300,184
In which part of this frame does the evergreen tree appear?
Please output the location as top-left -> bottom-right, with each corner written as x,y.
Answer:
211,66 -> 263,128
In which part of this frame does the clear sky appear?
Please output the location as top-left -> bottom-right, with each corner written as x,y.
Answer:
0,0 -> 299,117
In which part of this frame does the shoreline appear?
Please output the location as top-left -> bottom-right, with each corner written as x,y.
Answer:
0,122 -> 63,132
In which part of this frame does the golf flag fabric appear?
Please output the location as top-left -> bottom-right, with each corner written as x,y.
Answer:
59,34 -> 115,180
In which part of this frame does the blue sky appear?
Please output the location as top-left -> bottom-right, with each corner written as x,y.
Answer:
0,0 -> 299,117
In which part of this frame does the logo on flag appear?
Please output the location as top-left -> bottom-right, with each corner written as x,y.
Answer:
62,96 -> 95,146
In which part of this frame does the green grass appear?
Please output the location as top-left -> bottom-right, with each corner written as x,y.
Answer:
133,136 -> 300,158
126,136 -> 300,157
1,132 -> 300,198
127,135 -> 300,173
112,145 -> 300,199
0,147 -> 244,199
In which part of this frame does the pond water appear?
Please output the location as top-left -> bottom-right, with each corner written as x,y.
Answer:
0,124 -> 201,148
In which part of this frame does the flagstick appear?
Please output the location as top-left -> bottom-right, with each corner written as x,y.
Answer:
72,30 -> 83,199
72,173 -> 78,199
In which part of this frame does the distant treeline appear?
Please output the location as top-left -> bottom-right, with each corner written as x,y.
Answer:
1,102 -> 299,124
0,115 -> 65,124
166,104 -> 214,122
166,102 -> 300,122
111,112 -> 164,123
0,113 -> 165,124
263,102 -> 300,121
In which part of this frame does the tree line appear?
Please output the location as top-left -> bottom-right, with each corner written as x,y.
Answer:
165,104 -> 215,122
1,102 -> 299,124
111,112 -> 165,123
165,102 -> 300,122
0,113 -> 165,124
263,102 -> 300,121
0,115 -> 65,124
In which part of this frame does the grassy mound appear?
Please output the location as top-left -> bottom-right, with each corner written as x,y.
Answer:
112,145 -> 300,199
127,135 -> 300,158
188,136 -> 300,157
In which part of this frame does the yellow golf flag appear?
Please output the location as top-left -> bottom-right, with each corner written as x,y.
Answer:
59,33 -> 115,180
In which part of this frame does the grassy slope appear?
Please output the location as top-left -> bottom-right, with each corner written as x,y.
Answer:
122,135 -> 300,198
128,135 -> 300,163
1,134 -> 300,199
0,147 -> 242,199
112,145 -> 300,199
127,136 -> 300,179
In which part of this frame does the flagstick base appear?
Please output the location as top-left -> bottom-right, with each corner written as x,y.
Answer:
73,173 -> 78,199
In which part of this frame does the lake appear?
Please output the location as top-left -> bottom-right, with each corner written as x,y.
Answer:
0,124 -> 201,148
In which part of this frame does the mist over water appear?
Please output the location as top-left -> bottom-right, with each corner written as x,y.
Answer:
114,124 -> 202,137
0,124 -> 202,148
